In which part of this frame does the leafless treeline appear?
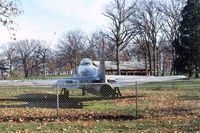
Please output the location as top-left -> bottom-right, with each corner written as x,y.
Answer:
0,0 -> 187,78
103,0 -> 186,76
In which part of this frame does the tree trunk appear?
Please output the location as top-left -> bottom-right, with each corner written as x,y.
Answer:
147,43 -> 152,76
144,49 -> 148,75
43,62 -> 46,79
153,44 -> 156,76
162,58 -> 165,76
24,64 -> 28,78
116,46 -> 120,75
35,60 -> 39,77
195,65 -> 199,78
23,60 -> 29,78
156,47 -> 159,76
1,70 -> 3,79
30,64 -> 33,77
170,47 -> 175,75
189,71 -> 193,78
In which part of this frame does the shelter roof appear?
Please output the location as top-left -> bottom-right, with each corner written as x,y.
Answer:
92,61 -> 145,70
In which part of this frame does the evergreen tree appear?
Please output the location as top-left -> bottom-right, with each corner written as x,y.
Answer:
175,0 -> 200,77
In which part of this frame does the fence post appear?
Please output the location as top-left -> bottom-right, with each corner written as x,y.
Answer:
189,78 -> 191,90
16,80 -> 19,94
56,85 -> 59,117
135,81 -> 138,118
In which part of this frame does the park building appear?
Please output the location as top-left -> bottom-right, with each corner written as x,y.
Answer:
50,60 -> 149,76
92,60 -> 148,76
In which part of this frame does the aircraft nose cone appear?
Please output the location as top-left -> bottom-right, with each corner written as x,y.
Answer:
81,69 -> 90,76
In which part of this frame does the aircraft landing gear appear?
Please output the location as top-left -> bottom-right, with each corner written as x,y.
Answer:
60,88 -> 69,98
82,88 -> 86,96
59,86 -> 122,98
112,87 -> 122,98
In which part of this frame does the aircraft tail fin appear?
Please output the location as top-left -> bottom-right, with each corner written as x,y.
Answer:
99,42 -> 106,83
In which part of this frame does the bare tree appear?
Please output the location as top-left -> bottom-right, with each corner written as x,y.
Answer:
0,0 -> 23,39
1,42 -> 16,66
104,39 -> 116,61
0,43 -> 17,78
87,31 -> 116,61
133,0 -> 163,76
126,35 -> 149,70
47,51 -> 57,76
57,30 -> 87,74
103,0 -> 137,75
86,32 -> 100,61
157,0 -> 186,75
14,39 -> 38,77
0,60 -> 6,79
34,41 -> 51,78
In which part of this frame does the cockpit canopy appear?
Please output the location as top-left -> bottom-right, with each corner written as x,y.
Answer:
80,58 -> 92,65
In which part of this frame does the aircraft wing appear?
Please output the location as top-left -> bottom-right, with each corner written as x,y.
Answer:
106,75 -> 187,87
0,76 -> 100,89
55,76 -> 101,89
0,75 -> 187,90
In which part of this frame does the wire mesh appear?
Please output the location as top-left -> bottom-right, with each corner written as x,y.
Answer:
0,79 -> 199,121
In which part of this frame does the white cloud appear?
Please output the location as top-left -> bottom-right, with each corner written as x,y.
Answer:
0,0 -> 112,45
32,0 -> 111,30
0,22 -> 61,46
33,0 -> 85,16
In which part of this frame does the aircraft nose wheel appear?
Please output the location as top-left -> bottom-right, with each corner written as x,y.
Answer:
112,87 -> 122,98
60,88 -> 69,98
99,84 -> 122,98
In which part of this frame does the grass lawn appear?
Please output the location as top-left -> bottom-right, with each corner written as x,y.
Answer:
0,78 -> 199,132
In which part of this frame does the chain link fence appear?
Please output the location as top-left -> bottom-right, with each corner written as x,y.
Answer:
0,78 -> 199,121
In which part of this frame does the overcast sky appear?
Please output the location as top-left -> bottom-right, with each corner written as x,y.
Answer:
0,0 -> 111,46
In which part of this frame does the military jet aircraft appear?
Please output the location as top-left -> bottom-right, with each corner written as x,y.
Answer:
0,46 -> 186,98
56,57 -> 117,97
55,54 -> 186,98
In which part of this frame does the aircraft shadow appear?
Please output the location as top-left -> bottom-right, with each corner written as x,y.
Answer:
0,93 -> 140,109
